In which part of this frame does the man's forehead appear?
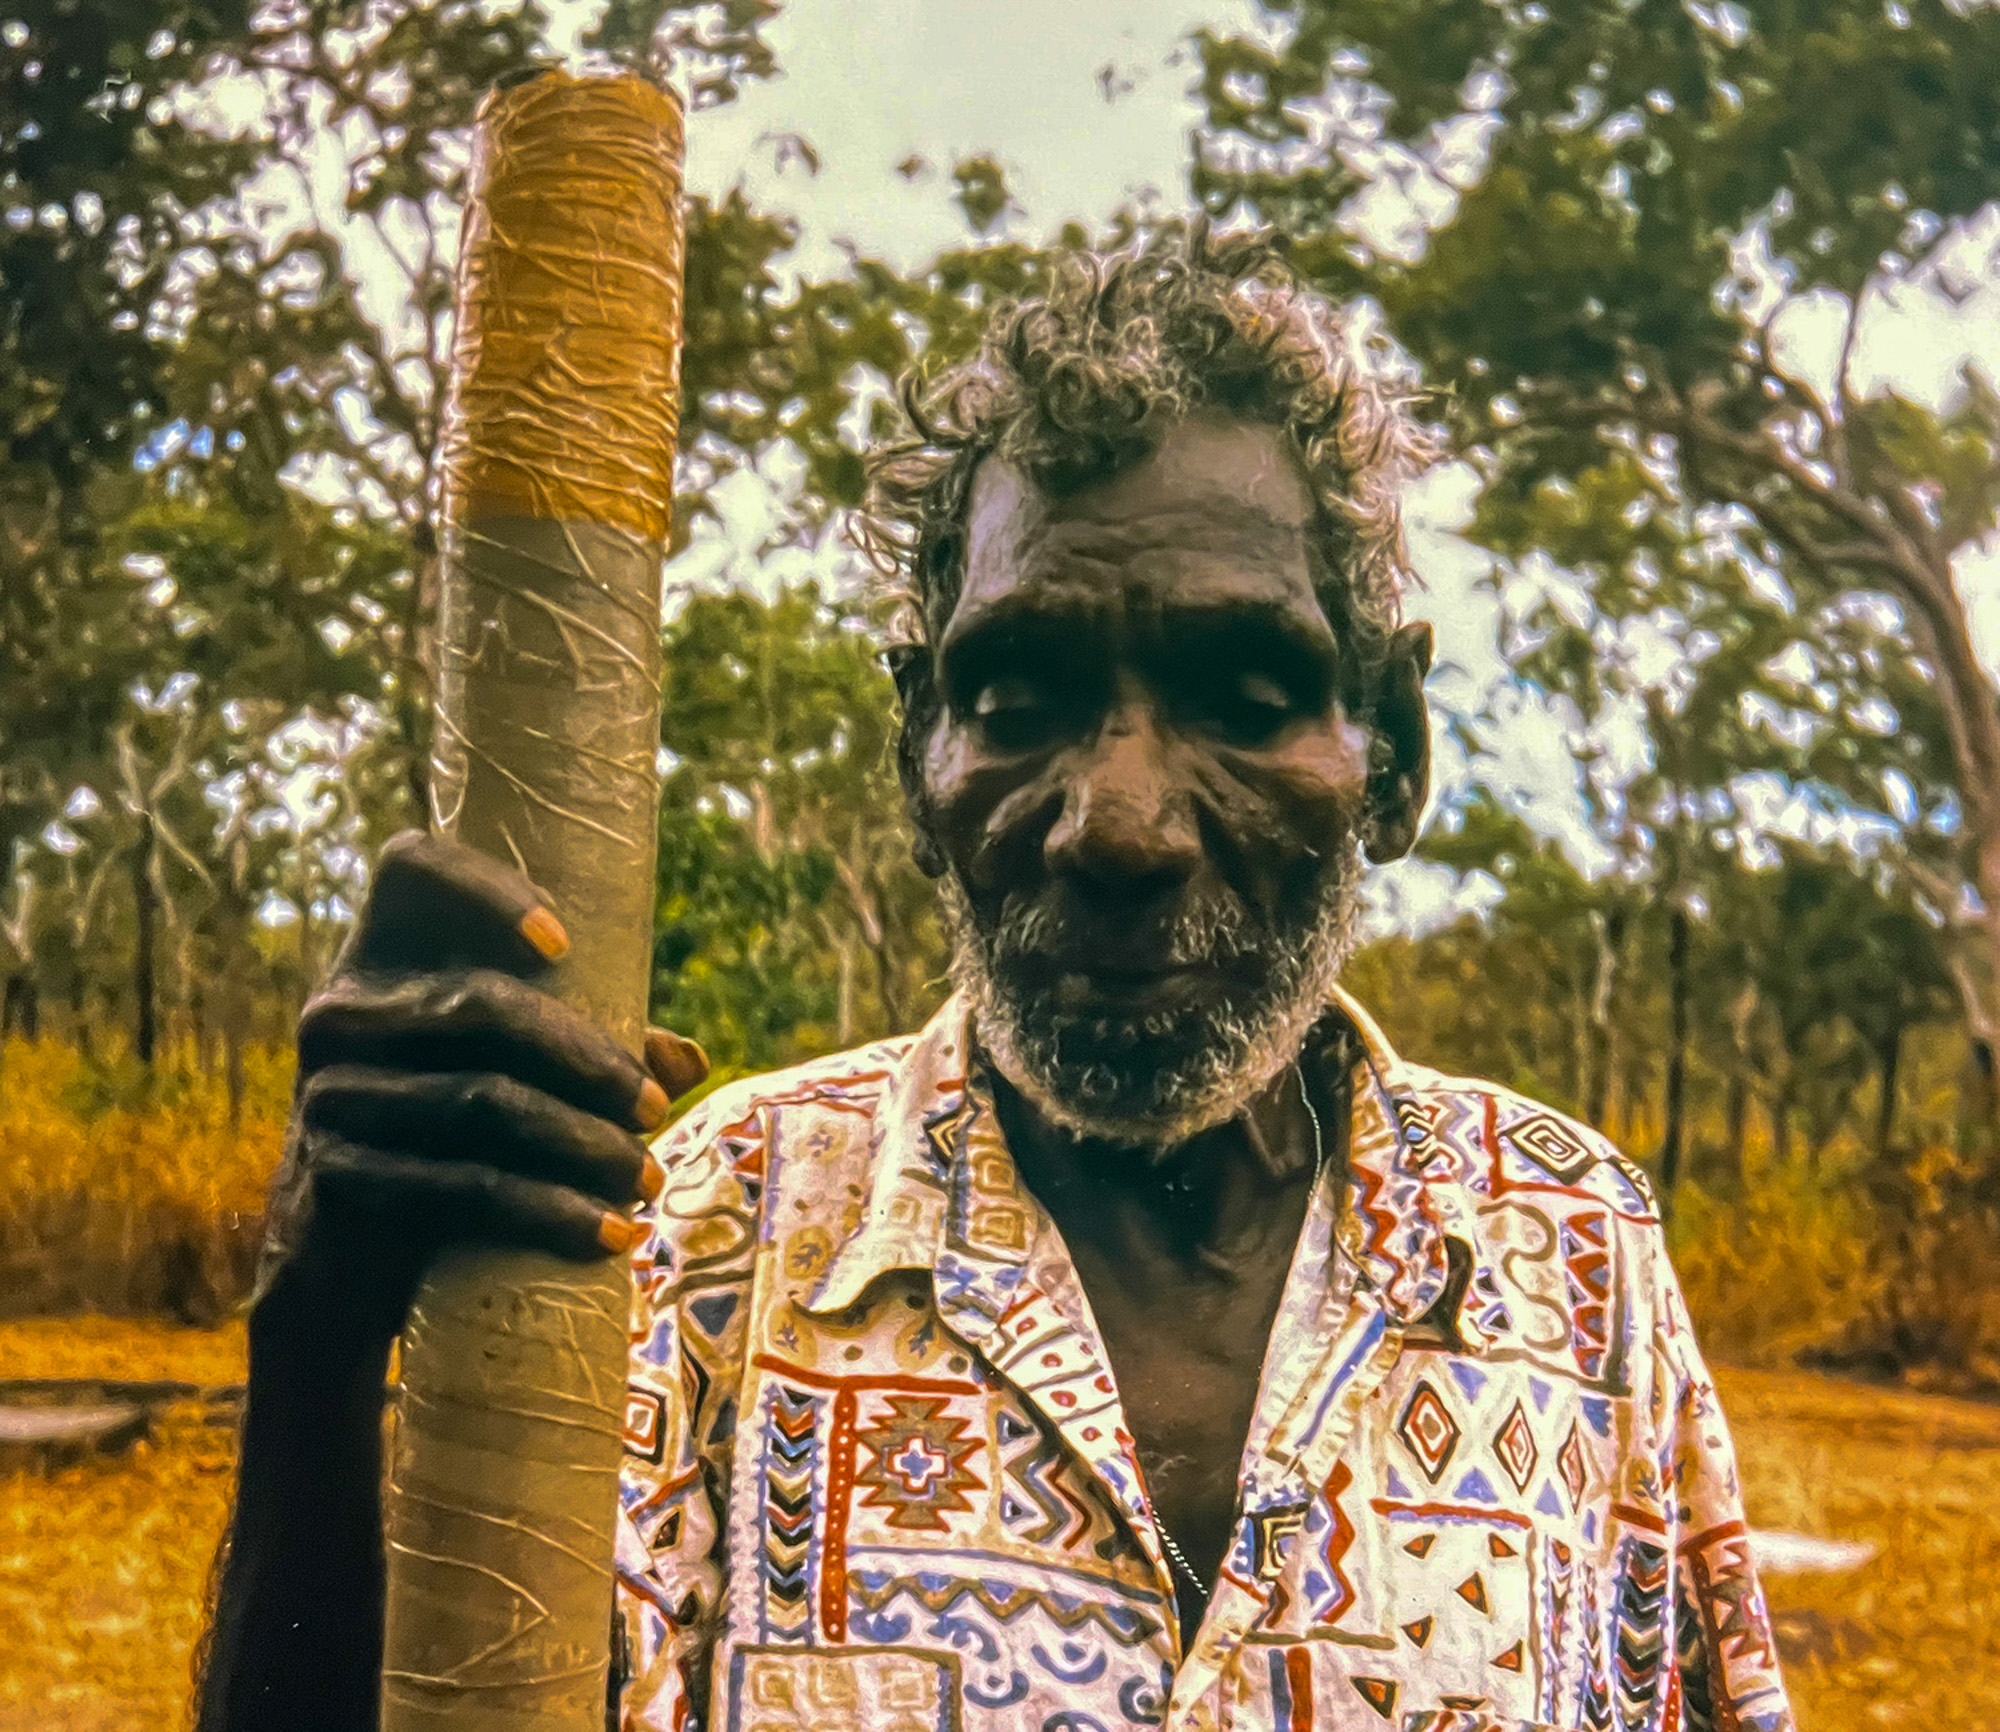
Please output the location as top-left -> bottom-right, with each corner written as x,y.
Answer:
951,415 -> 1327,634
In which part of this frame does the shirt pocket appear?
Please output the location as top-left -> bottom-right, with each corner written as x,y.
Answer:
727,1644 -> 955,1727
1401,1715 -> 1576,1732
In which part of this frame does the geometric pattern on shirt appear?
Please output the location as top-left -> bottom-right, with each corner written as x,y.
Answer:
1611,1534 -> 1672,1730
1397,1378 -> 1462,1484
613,992 -> 1797,1732
1492,1399 -> 1539,1495
759,1383 -> 822,1642
845,1566 -> 1166,1648
854,1395 -> 985,1532
1507,1111 -> 1602,1186
996,1403 -> 1096,1550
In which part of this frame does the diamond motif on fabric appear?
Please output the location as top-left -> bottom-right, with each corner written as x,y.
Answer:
1493,1399 -> 1539,1494
1396,1380 -> 1462,1485
1559,1418 -> 1588,1509
1508,1111 -> 1599,1184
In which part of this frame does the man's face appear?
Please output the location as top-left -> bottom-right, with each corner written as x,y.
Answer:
915,412 -> 1430,1147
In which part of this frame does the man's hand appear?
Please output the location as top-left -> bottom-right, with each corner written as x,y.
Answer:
255,828 -> 709,1351
201,838 -> 706,1732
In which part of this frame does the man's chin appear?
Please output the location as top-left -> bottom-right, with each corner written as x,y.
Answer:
973,999 -> 1295,1153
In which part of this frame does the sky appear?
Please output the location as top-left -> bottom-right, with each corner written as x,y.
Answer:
199,0 -> 2000,933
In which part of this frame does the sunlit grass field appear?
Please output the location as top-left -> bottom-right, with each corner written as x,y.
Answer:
2,1317 -> 1997,1730
0,1040 -> 287,1322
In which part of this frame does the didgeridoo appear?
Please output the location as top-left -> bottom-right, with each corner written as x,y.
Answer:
381,68 -> 685,1732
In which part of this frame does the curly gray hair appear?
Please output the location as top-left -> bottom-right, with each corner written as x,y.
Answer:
856,222 -> 1437,817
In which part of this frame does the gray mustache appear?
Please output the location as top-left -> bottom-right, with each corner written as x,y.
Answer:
985,894 -> 1266,969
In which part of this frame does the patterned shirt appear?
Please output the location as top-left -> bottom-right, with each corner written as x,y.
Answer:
615,989 -> 1793,1732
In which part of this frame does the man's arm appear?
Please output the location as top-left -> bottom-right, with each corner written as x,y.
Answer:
193,833 -> 709,1732
1657,1255 -> 1796,1732
194,1271 -> 395,1732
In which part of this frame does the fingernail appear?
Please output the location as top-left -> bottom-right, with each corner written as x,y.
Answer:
641,1153 -> 666,1203
519,906 -> 570,961
635,1078 -> 671,1131
599,1212 -> 648,1254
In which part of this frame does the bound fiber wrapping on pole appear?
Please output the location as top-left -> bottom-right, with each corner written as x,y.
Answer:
381,69 -> 685,1731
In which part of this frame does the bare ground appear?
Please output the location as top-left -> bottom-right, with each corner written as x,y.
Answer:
0,1321 -> 1993,1728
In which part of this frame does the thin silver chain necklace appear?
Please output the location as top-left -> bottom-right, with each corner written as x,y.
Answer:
1144,1062 -> 1328,1604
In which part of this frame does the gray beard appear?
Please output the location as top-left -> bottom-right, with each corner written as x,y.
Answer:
943,844 -> 1364,1152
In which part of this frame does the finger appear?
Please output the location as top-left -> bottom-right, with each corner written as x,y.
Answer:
299,969 -> 667,1134
644,1027 -> 710,1102
344,831 -> 567,979
301,1066 -> 657,1208
315,1138 -> 648,1262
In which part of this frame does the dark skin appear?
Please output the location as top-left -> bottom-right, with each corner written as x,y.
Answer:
923,416 -> 1428,1631
196,413 -> 1428,1728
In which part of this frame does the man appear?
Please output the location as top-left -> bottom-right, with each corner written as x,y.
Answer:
199,230 -> 1792,1732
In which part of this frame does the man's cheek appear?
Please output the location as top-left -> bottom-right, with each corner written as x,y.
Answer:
1194,746 -> 1366,866
921,727 -> 1050,892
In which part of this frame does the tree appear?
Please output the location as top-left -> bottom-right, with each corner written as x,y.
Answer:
652,583 -> 948,1076
1195,0 -> 2000,1117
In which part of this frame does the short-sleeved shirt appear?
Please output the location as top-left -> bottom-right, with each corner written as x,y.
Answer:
613,988 -> 1794,1732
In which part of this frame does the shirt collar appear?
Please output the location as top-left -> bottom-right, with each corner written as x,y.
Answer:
802,987 -> 1467,1340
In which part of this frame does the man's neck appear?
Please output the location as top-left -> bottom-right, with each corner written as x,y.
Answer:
991,1043 -> 1344,1283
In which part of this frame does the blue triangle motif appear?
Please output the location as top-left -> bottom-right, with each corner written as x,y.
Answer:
688,1291 -> 739,1336
1447,1361 -> 1488,1403
1451,1467 -> 1499,1504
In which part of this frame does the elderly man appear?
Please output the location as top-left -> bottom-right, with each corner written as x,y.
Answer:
199,231 -> 1792,1732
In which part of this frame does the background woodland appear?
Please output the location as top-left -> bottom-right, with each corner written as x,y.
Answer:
4,0 -> 2000,1395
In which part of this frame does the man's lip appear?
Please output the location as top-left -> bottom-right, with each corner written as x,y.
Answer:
1047,963 -> 1211,1011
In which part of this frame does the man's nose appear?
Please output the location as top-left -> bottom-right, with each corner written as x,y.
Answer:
1043,709 -> 1201,891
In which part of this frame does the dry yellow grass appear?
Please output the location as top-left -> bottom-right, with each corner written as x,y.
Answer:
0,1320 -> 1995,1729
0,1039 -> 288,1321
0,1319 -> 244,1732
1719,1364 -> 2000,1730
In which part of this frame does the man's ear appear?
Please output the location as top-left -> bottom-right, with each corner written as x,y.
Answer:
1364,622 -> 1433,864
886,643 -> 950,879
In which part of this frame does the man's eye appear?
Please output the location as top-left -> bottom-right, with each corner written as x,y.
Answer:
970,677 -> 1057,748
1236,673 -> 1294,714
1195,670 -> 1301,743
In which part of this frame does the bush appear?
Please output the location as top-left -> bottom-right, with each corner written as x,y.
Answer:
1670,1179 -> 1885,1369
0,1038 -> 288,1323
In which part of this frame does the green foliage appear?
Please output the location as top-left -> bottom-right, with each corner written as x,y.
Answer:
650,585 -> 948,1078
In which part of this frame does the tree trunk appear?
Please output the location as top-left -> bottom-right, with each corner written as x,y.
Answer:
1656,904 -> 1691,1220
1,973 -> 35,1039
380,71 -> 686,1732
1874,1026 -> 1903,1163
1585,907 -> 1623,1130
1885,558 -> 2000,1142
132,815 -> 157,1069
1723,1069 -> 1751,1190
223,928 -> 251,1136
68,965 -> 92,1061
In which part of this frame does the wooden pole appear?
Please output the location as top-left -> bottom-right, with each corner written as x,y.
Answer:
380,69 -> 685,1731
